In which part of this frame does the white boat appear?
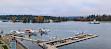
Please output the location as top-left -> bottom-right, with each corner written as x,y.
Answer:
74,31 -> 84,36
25,29 -> 37,33
10,30 -> 25,34
89,20 -> 100,24
25,28 -> 50,33
38,28 -> 50,33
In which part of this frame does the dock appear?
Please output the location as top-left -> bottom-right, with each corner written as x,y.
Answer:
11,35 -> 45,43
38,34 -> 98,49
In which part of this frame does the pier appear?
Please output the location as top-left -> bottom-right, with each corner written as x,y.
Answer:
38,34 -> 98,49
11,35 -> 45,43
2,34 -> 98,49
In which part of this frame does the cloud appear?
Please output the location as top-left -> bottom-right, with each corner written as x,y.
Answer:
0,0 -> 111,16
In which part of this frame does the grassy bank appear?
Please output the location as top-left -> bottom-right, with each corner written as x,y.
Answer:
0,41 -> 3,44
2,45 -> 8,49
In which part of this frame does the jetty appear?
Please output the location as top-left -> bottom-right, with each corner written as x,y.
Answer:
38,34 -> 98,49
11,35 -> 45,43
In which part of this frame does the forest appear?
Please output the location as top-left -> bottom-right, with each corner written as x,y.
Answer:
0,15 -> 68,23
0,14 -> 111,23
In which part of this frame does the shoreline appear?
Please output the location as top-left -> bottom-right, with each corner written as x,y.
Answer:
52,20 -> 111,22
1,21 -> 111,23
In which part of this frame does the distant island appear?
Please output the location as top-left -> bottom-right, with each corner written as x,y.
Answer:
0,14 -> 111,23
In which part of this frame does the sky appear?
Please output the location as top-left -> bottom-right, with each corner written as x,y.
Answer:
0,0 -> 111,16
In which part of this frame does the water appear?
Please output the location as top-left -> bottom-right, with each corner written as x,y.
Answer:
0,21 -> 111,49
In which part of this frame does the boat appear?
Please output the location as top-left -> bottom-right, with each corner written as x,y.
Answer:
38,28 -> 50,33
74,31 -> 84,36
10,30 -> 25,34
25,29 -> 36,33
89,20 -> 100,24
25,28 -> 50,33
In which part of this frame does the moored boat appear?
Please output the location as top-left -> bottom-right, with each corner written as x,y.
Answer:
89,20 -> 100,24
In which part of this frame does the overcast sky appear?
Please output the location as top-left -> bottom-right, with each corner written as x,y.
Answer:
0,0 -> 111,16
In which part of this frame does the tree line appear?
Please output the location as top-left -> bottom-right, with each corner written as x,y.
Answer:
0,15 -> 68,23
0,14 -> 111,22
72,14 -> 111,21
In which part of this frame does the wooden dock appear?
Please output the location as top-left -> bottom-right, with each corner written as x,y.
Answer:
11,35 -> 45,43
38,34 -> 98,49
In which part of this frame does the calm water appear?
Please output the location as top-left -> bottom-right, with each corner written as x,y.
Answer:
0,21 -> 111,49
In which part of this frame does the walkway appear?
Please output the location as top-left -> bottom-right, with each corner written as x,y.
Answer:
2,35 -> 27,49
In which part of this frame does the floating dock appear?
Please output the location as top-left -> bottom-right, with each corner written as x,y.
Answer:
38,34 -> 98,49
11,35 -> 45,43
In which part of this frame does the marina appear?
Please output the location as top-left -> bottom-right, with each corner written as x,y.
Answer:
0,31 -> 98,49
0,0 -> 111,49
2,33 -> 98,49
